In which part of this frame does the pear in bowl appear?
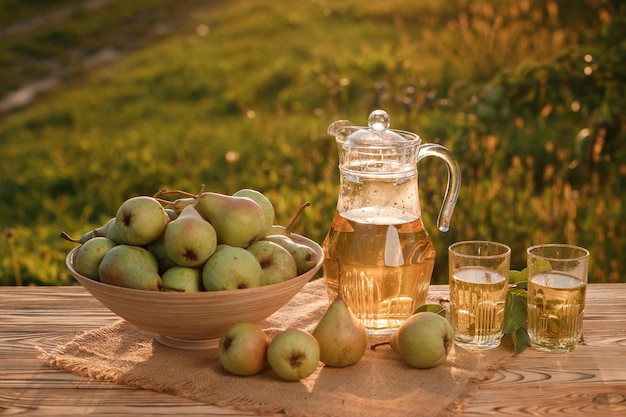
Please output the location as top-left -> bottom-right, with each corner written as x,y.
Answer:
66,234 -> 323,349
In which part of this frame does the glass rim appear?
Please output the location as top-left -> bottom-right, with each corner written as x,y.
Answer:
527,243 -> 589,262
448,240 -> 511,259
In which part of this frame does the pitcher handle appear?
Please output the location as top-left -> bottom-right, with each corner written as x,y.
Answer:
416,143 -> 461,232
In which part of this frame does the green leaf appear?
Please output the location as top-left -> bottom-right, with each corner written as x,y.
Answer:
509,268 -> 528,284
531,259 -> 553,275
501,269 -> 531,354
510,287 -> 528,299
513,281 -> 528,290
503,288 -> 527,334
413,304 -> 446,318
511,327 -> 530,355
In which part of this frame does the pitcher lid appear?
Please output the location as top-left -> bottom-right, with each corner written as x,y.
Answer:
328,109 -> 419,146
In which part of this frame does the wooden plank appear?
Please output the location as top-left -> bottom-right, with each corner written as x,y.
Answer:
0,288 -> 237,416
458,283 -> 626,416
1,285 -> 625,416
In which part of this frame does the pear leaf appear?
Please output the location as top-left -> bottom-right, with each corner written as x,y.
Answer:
509,268 -> 528,285
503,287 -> 527,334
510,327 -> 530,355
512,280 -> 528,290
502,269 -> 530,354
413,304 -> 446,318
533,258 -> 553,274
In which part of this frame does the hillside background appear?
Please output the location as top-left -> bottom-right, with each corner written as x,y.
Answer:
1,0 -> 625,286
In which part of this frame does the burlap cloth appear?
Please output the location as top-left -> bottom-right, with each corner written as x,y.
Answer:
39,278 -> 514,417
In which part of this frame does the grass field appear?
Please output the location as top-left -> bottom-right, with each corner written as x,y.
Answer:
1,0 -> 624,286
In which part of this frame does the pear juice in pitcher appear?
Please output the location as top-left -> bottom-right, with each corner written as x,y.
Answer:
324,109 -> 461,334
323,207 -> 436,334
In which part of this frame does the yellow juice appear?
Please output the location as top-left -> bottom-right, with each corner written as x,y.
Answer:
528,272 -> 586,352
322,209 -> 435,334
449,266 -> 507,349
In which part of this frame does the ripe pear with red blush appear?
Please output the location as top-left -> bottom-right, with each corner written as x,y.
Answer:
219,322 -> 270,376
164,204 -> 217,267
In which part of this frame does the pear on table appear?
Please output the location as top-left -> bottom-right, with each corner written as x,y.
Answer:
267,328 -> 320,381
313,257 -> 368,367
219,322 -> 270,376
389,311 -> 454,369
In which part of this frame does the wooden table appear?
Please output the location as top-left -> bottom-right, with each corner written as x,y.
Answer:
2,284 -> 626,416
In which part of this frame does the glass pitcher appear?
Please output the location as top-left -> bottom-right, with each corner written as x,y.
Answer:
322,109 -> 461,334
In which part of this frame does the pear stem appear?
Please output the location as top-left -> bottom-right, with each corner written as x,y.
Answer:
154,189 -> 199,199
154,197 -> 175,207
194,184 -> 206,205
152,189 -> 168,199
60,231 -> 81,244
370,341 -> 390,351
284,201 -> 310,235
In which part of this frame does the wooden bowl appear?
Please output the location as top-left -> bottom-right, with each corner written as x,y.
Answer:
66,234 -> 323,349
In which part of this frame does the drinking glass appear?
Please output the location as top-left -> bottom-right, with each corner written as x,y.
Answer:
448,241 -> 511,350
527,244 -> 589,353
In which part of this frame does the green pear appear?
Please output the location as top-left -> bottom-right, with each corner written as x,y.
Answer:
60,217 -> 115,245
93,217 -> 116,237
98,244 -> 162,291
233,189 -> 275,238
115,196 -> 170,246
247,240 -> 297,286
202,245 -> 262,291
265,234 -> 318,275
194,192 -> 266,248
146,233 -> 178,274
313,269 -> 368,367
73,237 -> 117,280
219,322 -> 270,376
104,218 -> 125,244
161,266 -> 202,293
61,230 -> 95,245
267,328 -> 320,381
164,205 -> 217,267
389,312 -> 454,369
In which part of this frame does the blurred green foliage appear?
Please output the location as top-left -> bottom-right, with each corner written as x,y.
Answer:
1,0 -> 624,286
